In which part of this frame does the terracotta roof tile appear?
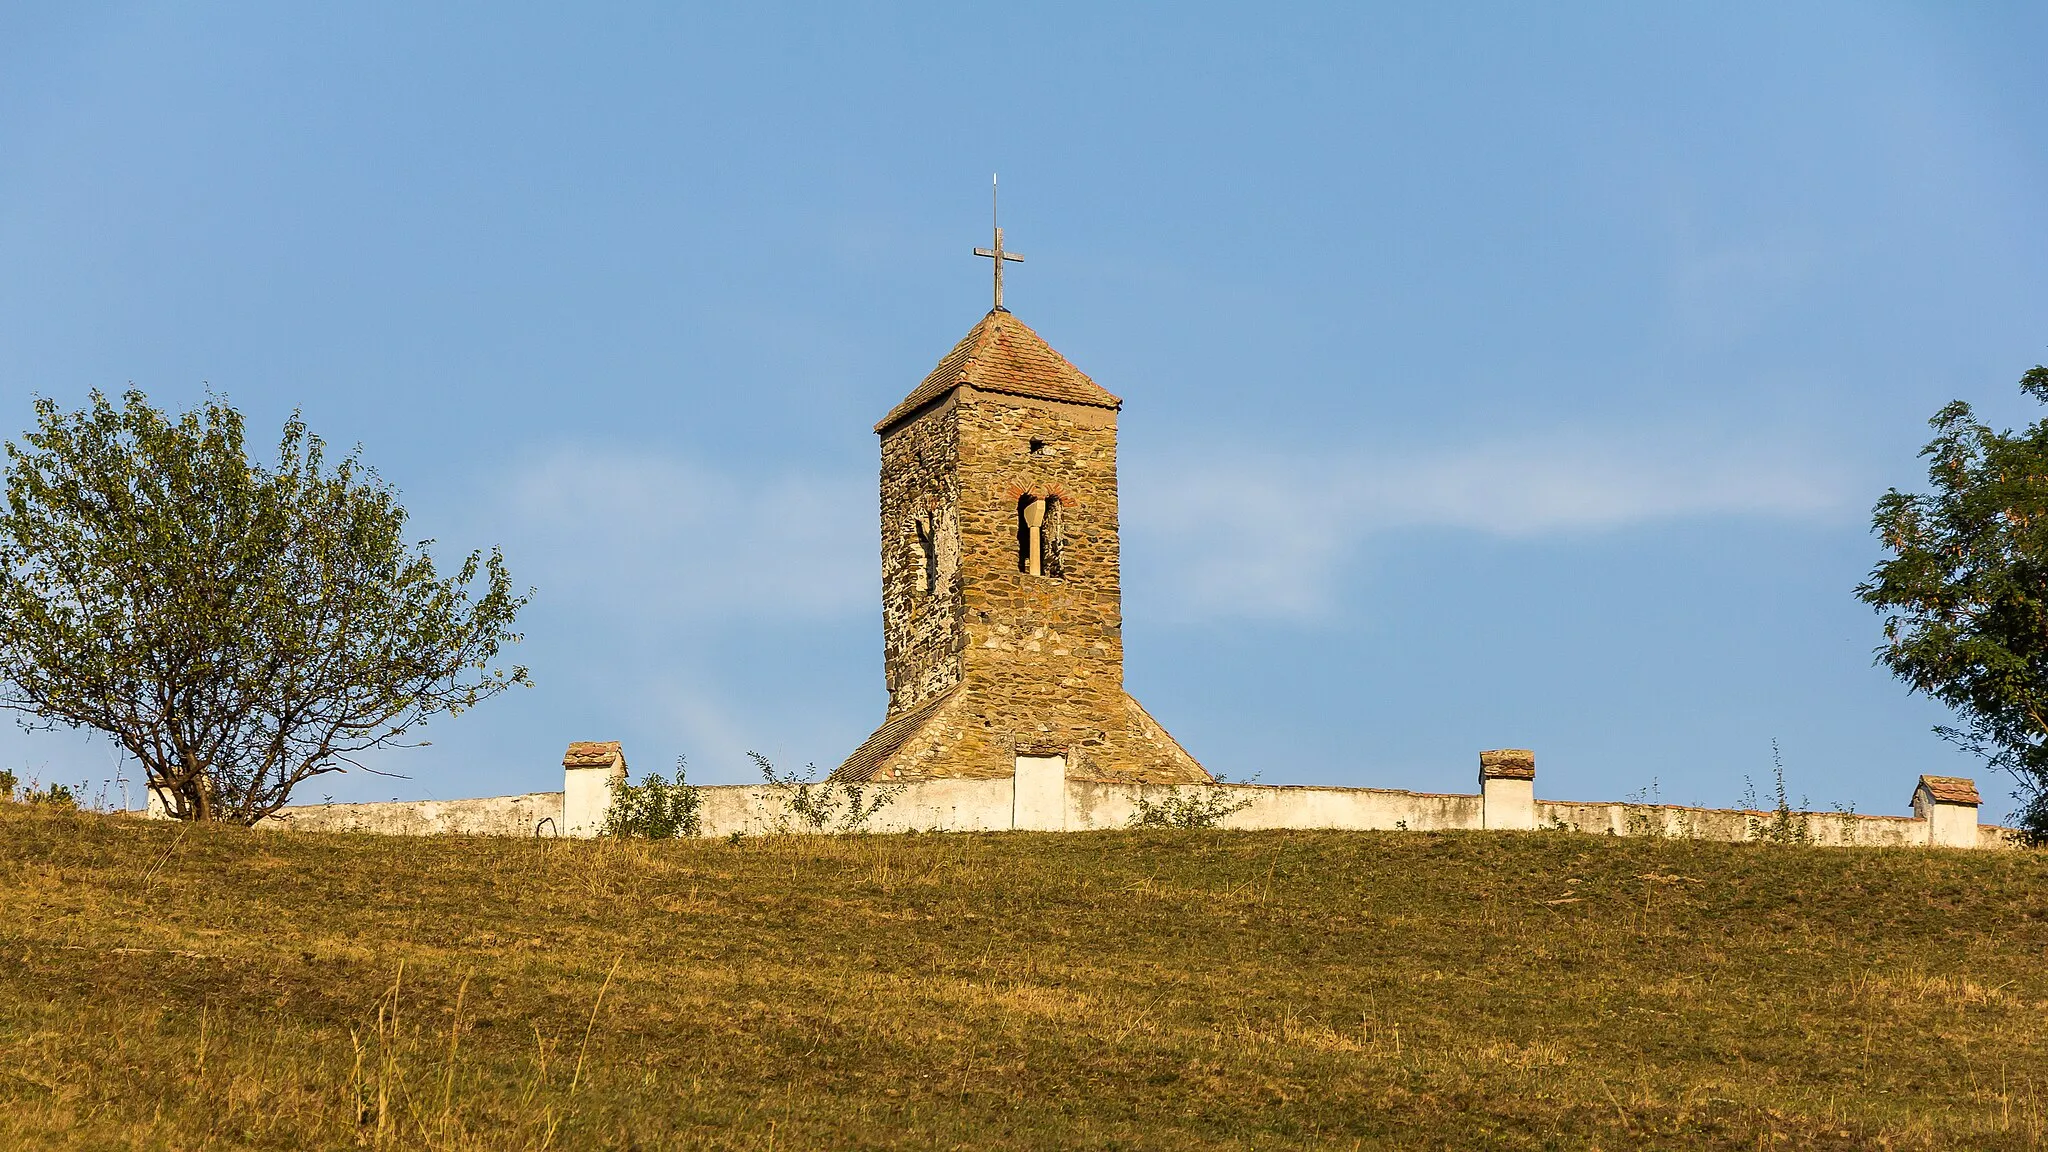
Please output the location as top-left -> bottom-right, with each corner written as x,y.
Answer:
563,741 -> 625,769
877,310 -> 1121,434
1917,775 -> 1980,806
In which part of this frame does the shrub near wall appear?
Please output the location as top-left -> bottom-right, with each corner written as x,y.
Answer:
600,758 -> 702,839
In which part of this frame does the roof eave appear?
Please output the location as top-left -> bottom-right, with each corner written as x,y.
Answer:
971,383 -> 1122,412
875,381 -> 1123,436
874,379 -> 968,436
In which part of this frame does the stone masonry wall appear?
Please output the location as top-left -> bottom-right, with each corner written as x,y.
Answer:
861,388 -> 1209,783
952,393 -> 1126,778
879,397 -> 963,714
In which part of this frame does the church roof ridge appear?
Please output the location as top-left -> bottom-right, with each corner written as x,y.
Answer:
876,309 -> 1122,434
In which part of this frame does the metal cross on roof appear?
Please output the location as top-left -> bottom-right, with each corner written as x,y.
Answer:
973,174 -> 1024,312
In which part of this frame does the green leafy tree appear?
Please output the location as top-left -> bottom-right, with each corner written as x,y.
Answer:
1859,365 -> 2048,838
0,390 -> 530,824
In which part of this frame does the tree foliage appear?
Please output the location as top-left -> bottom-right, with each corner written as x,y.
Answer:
0,390 -> 530,824
1859,365 -> 2048,838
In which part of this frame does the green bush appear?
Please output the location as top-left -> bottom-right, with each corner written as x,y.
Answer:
1128,783 -> 1254,829
24,781 -> 77,810
0,770 -> 80,810
600,756 -> 702,839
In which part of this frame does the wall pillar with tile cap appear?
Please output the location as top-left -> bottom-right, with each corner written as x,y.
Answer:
562,741 -> 627,838
1480,749 -> 1536,831
1912,775 -> 1982,848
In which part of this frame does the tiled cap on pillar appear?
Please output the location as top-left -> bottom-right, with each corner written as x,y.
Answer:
1912,774 -> 1982,849
1479,749 -> 1536,831
1913,774 -> 1980,806
562,741 -> 628,838
564,741 -> 627,774
1479,749 -> 1536,781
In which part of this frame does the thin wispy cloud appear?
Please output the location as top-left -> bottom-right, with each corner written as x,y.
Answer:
1126,432 -> 1853,619
479,433 -> 1850,631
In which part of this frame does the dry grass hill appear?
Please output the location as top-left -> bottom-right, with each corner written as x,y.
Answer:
2,803 -> 2045,1149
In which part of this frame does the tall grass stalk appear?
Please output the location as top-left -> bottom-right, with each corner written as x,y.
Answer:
569,956 -> 622,1098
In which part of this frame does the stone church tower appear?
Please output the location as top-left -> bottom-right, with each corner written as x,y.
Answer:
835,307 -> 1211,785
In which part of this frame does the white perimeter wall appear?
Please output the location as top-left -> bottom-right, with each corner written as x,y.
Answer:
262,792 -> 564,837
257,773 -> 2014,849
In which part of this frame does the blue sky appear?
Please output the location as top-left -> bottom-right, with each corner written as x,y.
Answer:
3,4 -> 2046,820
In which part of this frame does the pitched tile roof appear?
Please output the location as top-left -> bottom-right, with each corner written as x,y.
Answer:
1916,775 -> 1981,806
833,693 -> 955,783
877,309 -> 1121,434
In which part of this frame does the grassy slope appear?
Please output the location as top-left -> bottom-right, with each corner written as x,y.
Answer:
1,806 -> 2045,1150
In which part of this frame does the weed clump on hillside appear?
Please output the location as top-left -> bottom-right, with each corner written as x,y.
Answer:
0,768 -> 87,810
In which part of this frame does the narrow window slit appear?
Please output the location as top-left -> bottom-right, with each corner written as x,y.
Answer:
914,514 -> 937,594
